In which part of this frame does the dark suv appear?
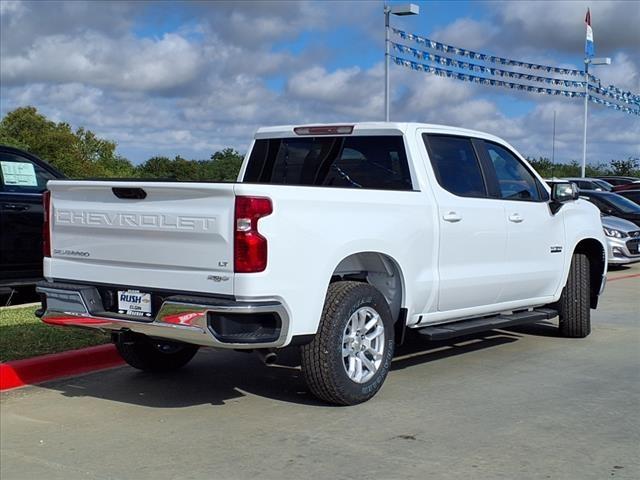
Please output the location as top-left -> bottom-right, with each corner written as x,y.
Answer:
579,190 -> 640,227
0,146 -> 64,291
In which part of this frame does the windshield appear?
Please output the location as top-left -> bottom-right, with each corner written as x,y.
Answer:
593,179 -> 613,191
602,193 -> 640,214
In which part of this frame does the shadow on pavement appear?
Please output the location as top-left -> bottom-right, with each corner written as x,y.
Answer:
38,323 -> 553,408
502,320 -> 561,338
607,264 -> 632,272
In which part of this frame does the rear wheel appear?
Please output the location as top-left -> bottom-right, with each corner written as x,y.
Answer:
558,253 -> 591,338
301,281 -> 395,405
113,333 -> 199,372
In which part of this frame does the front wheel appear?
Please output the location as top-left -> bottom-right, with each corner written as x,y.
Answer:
113,333 -> 199,372
301,281 -> 395,405
558,253 -> 591,338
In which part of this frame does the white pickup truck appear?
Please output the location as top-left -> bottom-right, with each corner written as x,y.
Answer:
37,123 -> 607,405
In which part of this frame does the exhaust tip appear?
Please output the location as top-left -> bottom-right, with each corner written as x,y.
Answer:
256,349 -> 278,365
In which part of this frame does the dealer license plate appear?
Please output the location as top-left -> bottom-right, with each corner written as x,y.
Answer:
117,290 -> 152,317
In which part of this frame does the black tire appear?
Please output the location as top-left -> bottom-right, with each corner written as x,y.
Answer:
301,281 -> 395,406
558,253 -> 591,338
113,333 -> 199,372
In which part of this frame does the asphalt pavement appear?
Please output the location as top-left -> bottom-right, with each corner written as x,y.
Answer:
2,264 -> 639,480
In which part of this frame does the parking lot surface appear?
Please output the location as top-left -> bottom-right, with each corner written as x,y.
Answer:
2,264 -> 639,480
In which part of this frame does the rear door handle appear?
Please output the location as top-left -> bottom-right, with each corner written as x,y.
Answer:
2,203 -> 30,211
508,213 -> 524,223
443,211 -> 462,223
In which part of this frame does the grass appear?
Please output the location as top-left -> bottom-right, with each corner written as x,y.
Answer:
0,306 -> 108,362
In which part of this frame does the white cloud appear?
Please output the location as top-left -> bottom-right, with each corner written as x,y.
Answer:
430,18 -> 497,50
595,52 -> 640,92
487,0 -> 640,55
0,0 -> 638,165
1,32 -> 204,92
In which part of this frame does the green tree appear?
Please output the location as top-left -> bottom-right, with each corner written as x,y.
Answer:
609,157 -> 640,176
0,106 -> 135,178
136,156 -> 176,179
207,148 -> 244,181
136,148 -> 244,181
527,157 -> 554,177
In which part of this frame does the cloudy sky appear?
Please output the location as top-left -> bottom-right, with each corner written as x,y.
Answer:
1,0 -> 638,164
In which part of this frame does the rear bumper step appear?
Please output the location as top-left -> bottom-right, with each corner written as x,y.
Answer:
36,281 -> 290,349
416,308 -> 557,341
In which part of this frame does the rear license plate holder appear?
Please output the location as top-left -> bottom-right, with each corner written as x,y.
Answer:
117,290 -> 152,317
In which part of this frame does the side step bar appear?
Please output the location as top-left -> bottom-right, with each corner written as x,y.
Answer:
416,308 -> 557,341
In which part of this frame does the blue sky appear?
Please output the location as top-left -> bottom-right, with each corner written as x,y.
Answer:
1,0 -> 638,164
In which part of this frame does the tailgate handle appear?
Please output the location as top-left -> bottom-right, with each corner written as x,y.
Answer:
112,187 -> 147,200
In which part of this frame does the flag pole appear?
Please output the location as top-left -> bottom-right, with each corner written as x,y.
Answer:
552,110 -> 556,164
582,59 -> 589,178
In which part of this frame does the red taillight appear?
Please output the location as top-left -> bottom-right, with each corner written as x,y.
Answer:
234,196 -> 272,273
42,190 -> 51,257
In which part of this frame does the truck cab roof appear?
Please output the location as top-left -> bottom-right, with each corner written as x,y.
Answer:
254,122 -> 507,145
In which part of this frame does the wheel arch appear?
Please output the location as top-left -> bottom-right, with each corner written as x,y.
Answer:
329,251 -> 406,323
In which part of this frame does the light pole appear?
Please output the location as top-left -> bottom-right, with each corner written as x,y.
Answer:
384,3 -> 419,121
581,56 -> 611,177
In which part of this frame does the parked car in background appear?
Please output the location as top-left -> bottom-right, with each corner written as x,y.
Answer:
596,176 -> 640,192
616,189 -> 640,205
0,145 -> 65,293
579,190 -> 640,227
597,176 -> 640,186
601,215 -> 640,265
562,177 -> 614,191
612,182 -> 640,192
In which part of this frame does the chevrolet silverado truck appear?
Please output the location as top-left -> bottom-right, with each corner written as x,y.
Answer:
37,123 -> 607,405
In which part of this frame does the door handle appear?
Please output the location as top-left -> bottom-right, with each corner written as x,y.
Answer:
508,213 -> 524,223
443,211 -> 462,223
2,203 -> 30,211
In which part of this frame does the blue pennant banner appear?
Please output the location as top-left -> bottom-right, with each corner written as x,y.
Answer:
392,43 -> 588,89
393,27 -> 640,108
589,84 -> 640,106
391,56 -> 640,116
393,42 -> 640,108
392,28 -> 592,78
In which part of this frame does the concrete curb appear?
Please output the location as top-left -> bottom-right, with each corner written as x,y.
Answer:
0,344 -> 124,392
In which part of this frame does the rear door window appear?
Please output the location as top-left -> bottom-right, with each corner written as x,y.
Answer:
422,134 -> 487,197
243,136 -> 413,190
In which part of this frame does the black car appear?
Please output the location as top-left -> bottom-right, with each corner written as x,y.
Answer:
0,146 -> 65,291
617,189 -> 640,206
597,176 -> 640,186
579,190 -> 640,227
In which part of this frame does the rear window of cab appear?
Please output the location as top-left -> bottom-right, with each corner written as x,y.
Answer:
243,136 -> 413,191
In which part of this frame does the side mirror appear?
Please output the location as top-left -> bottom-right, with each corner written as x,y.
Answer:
549,181 -> 579,214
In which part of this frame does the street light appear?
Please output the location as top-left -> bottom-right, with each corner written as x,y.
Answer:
384,3 -> 419,121
581,56 -> 611,177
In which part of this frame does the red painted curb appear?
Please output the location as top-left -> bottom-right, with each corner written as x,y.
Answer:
608,273 -> 640,282
0,344 -> 124,392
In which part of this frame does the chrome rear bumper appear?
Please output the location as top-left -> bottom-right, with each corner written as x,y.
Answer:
36,281 -> 289,349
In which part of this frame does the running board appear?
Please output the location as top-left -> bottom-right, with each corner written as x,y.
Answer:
416,308 -> 557,341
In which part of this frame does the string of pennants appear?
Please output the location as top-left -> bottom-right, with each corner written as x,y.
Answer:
392,28 -> 640,115
392,42 -> 588,89
391,56 -> 638,115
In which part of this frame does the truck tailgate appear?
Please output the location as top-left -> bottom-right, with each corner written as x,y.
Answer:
46,181 -> 236,296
